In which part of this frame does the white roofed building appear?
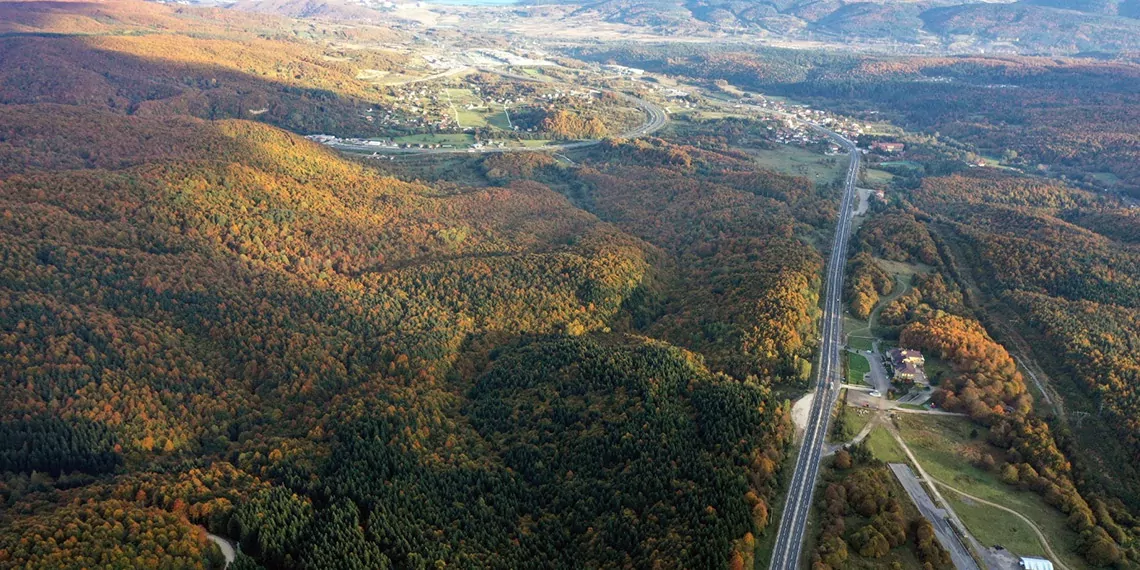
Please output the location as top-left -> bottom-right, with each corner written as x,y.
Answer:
1020,557 -> 1054,570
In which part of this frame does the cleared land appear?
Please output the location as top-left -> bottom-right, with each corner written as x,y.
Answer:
393,133 -> 475,145
847,335 -> 874,351
897,414 -> 1085,569
750,145 -> 847,184
943,492 -> 1043,556
864,168 -> 894,187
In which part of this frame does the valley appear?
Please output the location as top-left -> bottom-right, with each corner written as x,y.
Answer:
2,1 -> 1140,570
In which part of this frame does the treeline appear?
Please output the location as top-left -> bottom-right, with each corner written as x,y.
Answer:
878,272 -> 967,333
540,109 -> 609,139
0,499 -> 225,569
845,251 -> 893,320
559,137 -> 826,383
0,11 -> 408,138
854,212 -> 940,266
846,165 -> 1140,566
0,49 -> 818,570
897,301 -> 1132,566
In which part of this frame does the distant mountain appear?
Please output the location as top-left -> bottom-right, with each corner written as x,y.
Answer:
922,2 -> 1140,52
529,0 -> 1140,53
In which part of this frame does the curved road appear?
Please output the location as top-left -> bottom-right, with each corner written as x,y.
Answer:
327,75 -> 667,156
206,532 -> 235,568
768,124 -> 860,570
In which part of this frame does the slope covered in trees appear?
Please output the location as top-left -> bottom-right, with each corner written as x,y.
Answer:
0,2 -> 824,567
235,335 -> 792,569
0,0 -> 407,138
485,136 -> 829,383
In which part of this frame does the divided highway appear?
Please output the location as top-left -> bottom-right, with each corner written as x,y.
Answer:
768,126 -> 861,570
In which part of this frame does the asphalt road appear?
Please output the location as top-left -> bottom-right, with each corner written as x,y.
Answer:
768,125 -> 860,570
206,532 -> 236,569
889,463 -> 982,570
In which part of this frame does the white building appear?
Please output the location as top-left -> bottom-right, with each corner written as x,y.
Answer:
1020,557 -> 1053,570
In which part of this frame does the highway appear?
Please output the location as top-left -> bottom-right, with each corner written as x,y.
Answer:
768,124 -> 860,570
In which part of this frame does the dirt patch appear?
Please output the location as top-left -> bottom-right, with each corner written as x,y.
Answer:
791,391 -> 814,438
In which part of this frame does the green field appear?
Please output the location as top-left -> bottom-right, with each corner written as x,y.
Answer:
923,355 -> 953,386
864,168 -> 894,187
1093,171 -> 1122,187
750,145 -> 848,184
456,109 -> 488,128
865,427 -> 908,463
847,335 -> 874,351
874,258 -> 934,277
897,414 -> 1085,568
943,492 -> 1045,557
513,139 -> 553,148
486,106 -> 513,130
445,88 -> 515,130
847,351 -> 870,385
878,160 -> 923,170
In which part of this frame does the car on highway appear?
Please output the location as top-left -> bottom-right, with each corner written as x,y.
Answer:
869,390 -> 882,398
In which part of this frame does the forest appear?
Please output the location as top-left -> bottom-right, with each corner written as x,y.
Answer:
809,450 -> 953,570
0,2 -> 826,568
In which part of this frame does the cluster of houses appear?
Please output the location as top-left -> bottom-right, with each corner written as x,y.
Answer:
600,64 -> 645,77
758,116 -> 835,148
742,96 -> 870,142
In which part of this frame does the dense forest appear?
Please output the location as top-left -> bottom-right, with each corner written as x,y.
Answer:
810,450 -> 953,570
480,137 -> 832,383
0,2 -> 824,568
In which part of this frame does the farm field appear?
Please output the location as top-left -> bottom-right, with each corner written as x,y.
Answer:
393,133 -> 477,145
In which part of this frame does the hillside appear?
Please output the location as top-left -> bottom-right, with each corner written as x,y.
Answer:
0,1 -> 819,568
533,0 -> 1140,53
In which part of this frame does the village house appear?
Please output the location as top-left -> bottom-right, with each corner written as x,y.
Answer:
887,348 -> 926,384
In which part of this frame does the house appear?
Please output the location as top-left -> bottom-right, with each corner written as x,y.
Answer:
889,348 -> 924,367
1019,557 -> 1053,570
872,141 -> 905,153
893,362 -> 922,382
887,348 -> 926,384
